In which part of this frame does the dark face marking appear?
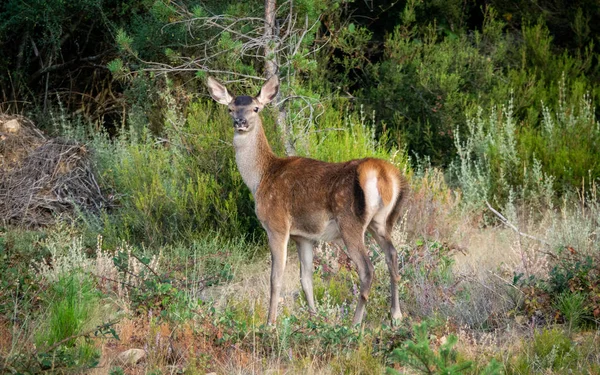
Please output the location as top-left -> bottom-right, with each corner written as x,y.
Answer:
229,96 -> 261,132
234,96 -> 254,106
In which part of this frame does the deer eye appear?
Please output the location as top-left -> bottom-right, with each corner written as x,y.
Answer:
228,108 -> 233,113
253,107 -> 259,113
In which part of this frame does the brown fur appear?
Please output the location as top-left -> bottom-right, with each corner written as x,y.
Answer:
207,75 -> 408,325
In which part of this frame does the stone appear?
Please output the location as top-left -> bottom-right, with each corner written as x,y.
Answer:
2,119 -> 20,133
115,348 -> 145,366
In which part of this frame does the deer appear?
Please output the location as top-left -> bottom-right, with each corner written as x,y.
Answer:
206,75 -> 408,326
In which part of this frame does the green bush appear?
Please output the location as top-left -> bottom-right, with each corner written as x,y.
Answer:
31,272 -> 101,372
37,273 -> 100,348
361,2 -> 600,188
387,322 -> 501,375
512,328 -> 579,374
91,98 -> 269,246
451,78 -> 600,211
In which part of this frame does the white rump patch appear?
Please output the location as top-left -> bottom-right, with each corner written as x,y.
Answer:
369,172 -> 398,233
364,171 -> 381,209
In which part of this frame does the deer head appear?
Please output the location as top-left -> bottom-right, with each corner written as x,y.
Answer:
206,75 -> 279,133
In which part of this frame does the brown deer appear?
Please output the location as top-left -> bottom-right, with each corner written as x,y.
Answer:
206,75 -> 408,325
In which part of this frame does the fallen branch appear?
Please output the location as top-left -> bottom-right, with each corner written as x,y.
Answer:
485,201 -> 557,259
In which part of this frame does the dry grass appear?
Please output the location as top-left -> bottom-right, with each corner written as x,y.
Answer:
201,251 -> 304,319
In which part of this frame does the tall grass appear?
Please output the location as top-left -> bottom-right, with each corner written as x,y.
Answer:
36,273 -> 100,348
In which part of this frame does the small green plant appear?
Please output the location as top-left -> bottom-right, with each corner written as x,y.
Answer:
555,292 -> 587,330
37,272 -> 100,348
386,322 -> 473,375
3,272 -> 118,374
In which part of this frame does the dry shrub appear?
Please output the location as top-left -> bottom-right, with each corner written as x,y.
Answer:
0,115 -> 108,226
404,168 -> 470,244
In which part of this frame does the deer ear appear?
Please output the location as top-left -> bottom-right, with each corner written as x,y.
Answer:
256,75 -> 279,105
206,77 -> 233,105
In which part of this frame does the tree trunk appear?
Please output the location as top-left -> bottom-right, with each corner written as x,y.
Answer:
264,0 -> 277,79
264,0 -> 295,155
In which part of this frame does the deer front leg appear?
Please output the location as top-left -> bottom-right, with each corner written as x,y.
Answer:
267,230 -> 289,325
294,237 -> 316,314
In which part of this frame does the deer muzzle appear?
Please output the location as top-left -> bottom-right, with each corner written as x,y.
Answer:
233,118 -> 249,132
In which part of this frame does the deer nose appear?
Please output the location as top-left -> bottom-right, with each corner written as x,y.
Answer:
234,118 -> 247,126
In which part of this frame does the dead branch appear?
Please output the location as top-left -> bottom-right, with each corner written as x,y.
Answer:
485,201 -> 558,261
0,116 -> 110,226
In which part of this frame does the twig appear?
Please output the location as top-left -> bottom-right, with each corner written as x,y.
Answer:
485,201 -> 552,247
129,251 -> 162,279
47,319 -> 120,352
487,270 -> 524,293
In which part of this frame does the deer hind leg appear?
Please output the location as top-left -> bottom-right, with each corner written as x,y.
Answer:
293,237 -> 316,314
340,223 -> 374,325
368,222 -> 403,323
266,229 -> 289,325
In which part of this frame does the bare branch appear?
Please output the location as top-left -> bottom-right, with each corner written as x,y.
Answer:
485,201 -> 551,247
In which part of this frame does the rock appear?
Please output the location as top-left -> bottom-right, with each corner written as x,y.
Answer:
2,119 -> 21,133
115,348 -> 145,366
515,315 -> 527,325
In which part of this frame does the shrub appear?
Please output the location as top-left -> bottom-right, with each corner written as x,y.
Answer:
450,79 -> 600,211
91,98 -> 268,246
512,328 -> 579,374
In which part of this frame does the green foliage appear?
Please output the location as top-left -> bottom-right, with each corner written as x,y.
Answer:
512,214 -> 600,327
0,230 -> 47,317
357,2 -> 600,189
555,292 -> 587,331
386,322 -> 477,375
512,328 -> 579,374
105,233 -> 255,321
311,267 -> 355,309
451,78 -> 600,210
28,272 -> 102,372
37,273 -> 100,347
365,5 -> 511,166
298,102 -> 407,167
0,0 -> 143,114
90,97 -> 269,246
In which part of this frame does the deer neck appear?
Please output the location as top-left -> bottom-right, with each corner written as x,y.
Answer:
233,120 -> 275,195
